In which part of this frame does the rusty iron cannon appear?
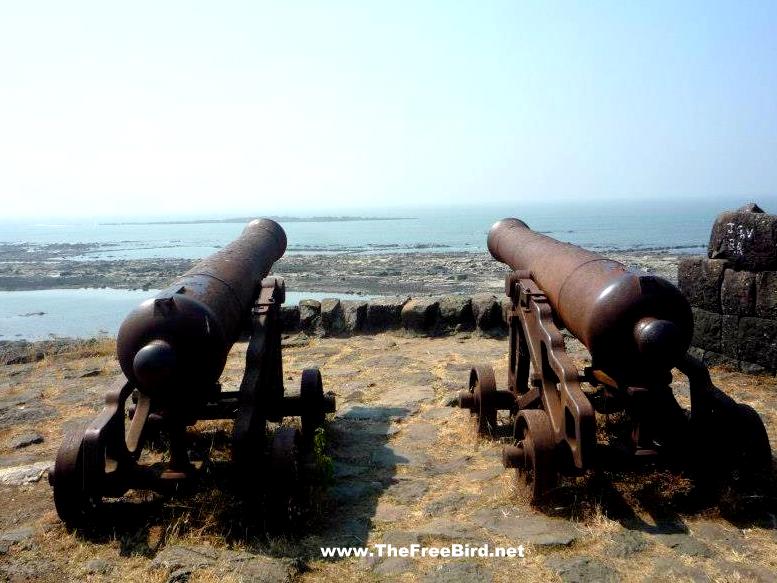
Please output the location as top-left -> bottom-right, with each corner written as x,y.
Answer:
50,219 -> 335,527
460,218 -> 772,501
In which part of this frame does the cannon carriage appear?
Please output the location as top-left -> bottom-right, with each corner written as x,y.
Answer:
50,219 -> 335,527
460,218 -> 772,501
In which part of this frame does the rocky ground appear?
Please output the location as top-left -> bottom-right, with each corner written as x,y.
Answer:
1,333 -> 775,582
0,242 -> 681,295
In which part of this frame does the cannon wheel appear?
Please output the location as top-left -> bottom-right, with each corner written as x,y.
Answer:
300,368 -> 325,440
729,404 -> 772,469
266,427 -> 300,527
51,428 -> 104,528
470,365 -> 498,436
513,410 -> 557,502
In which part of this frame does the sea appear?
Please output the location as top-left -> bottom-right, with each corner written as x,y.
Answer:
1,196 -> 772,340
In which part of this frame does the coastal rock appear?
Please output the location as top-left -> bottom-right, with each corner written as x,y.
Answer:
298,300 -> 322,336
708,205 -> 777,270
341,300 -> 368,333
470,293 -> 505,334
401,298 -> 440,334
677,257 -> 727,312
365,296 -> 409,332
280,305 -> 301,333
437,295 -> 474,331
320,298 -> 346,336
720,269 -> 755,315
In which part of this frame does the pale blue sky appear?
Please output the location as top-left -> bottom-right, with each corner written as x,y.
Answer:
0,1 -> 775,217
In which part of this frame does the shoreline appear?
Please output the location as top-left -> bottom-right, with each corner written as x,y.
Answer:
0,249 -> 683,295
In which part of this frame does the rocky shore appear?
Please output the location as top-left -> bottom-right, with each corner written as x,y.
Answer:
0,242 -> 681,295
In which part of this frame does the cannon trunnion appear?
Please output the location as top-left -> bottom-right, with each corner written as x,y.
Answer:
49,220 -> 335,528
460,218 -> 772,502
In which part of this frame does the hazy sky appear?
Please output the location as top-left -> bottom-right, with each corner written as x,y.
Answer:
1,1 -> 775,218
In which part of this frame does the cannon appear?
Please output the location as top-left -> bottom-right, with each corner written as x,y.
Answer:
50,219 -> 335,527
460,218 -> 772,501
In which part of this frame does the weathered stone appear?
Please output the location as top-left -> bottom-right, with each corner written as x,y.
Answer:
341,300 -> 368,333
84,559 -> 112,575
320,298 -> 345,336
365,296 -> 409,332
738,316 -> 777,370
544,556 -> 618,583
720,269 -> 755,315
471,508 -> 579,546
221,551 -> 300,583
644,559 -> 713,582
423,562 -> 493,583
373,557 -> 413,576
424,492 -> 475,516
438,295 -> 474,331
691,308 -> 721,352
470,293 -> 505,334
385,479 -> 429,503
0,527 -> 34,554
416,518 -> 484,543
279,305 -> 300,333
423,455 -> 471,476
755,271 -> 777,319
678,257 -> 726,312
0,461 -> 50,485
708,205 -> 777,270
401,298 -> 440,334
399,421 -> 438,445
701,350 -> 739,369
150,545 -> 219,572
298,300 -> 322,335
8,432 -> 43,449
690,521 -> 747,553
655,533 -> 714,557
372,501 -> 404,522
720,315 -> 739,360
608,529 -> 650,558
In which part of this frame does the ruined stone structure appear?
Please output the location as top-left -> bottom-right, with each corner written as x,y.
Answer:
678,203 -> 777,374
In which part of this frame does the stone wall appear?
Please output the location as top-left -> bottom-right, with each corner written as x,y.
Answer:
280,293 -> 512,338
678,203 -> 777,374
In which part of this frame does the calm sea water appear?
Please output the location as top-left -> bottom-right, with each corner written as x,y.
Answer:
3,197 -> 769,257
0,289 -> 371,341
1,197 -> 772,340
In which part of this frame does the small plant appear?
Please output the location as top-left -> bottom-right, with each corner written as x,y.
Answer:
312,426 -> 334,486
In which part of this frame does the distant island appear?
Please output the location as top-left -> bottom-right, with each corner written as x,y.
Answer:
101,216 -> 415,226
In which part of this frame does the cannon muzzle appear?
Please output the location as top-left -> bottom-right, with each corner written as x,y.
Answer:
488,218 -> 693,383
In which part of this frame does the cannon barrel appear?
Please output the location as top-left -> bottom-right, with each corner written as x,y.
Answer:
488,218 -> 693,381
117,219 -> 287,400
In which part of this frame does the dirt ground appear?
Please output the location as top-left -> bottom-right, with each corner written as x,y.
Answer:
1,333 -> 775,582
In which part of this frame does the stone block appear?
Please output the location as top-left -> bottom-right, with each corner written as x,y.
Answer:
320,298 -> 345,336
691,308 -> 721,352
401,298 -> 440,334
438,295 -> 474,331
720,269 -> 755,315
470,293 -> 505,333
677,257 -> 726,312
738,316 -> 777,370
341,300 -> 368,333
708,204 -> 777,270
366,296 -> 409,332
299,299 -> 322,336
755,271 -> 777,319
720,315 -> 739,360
